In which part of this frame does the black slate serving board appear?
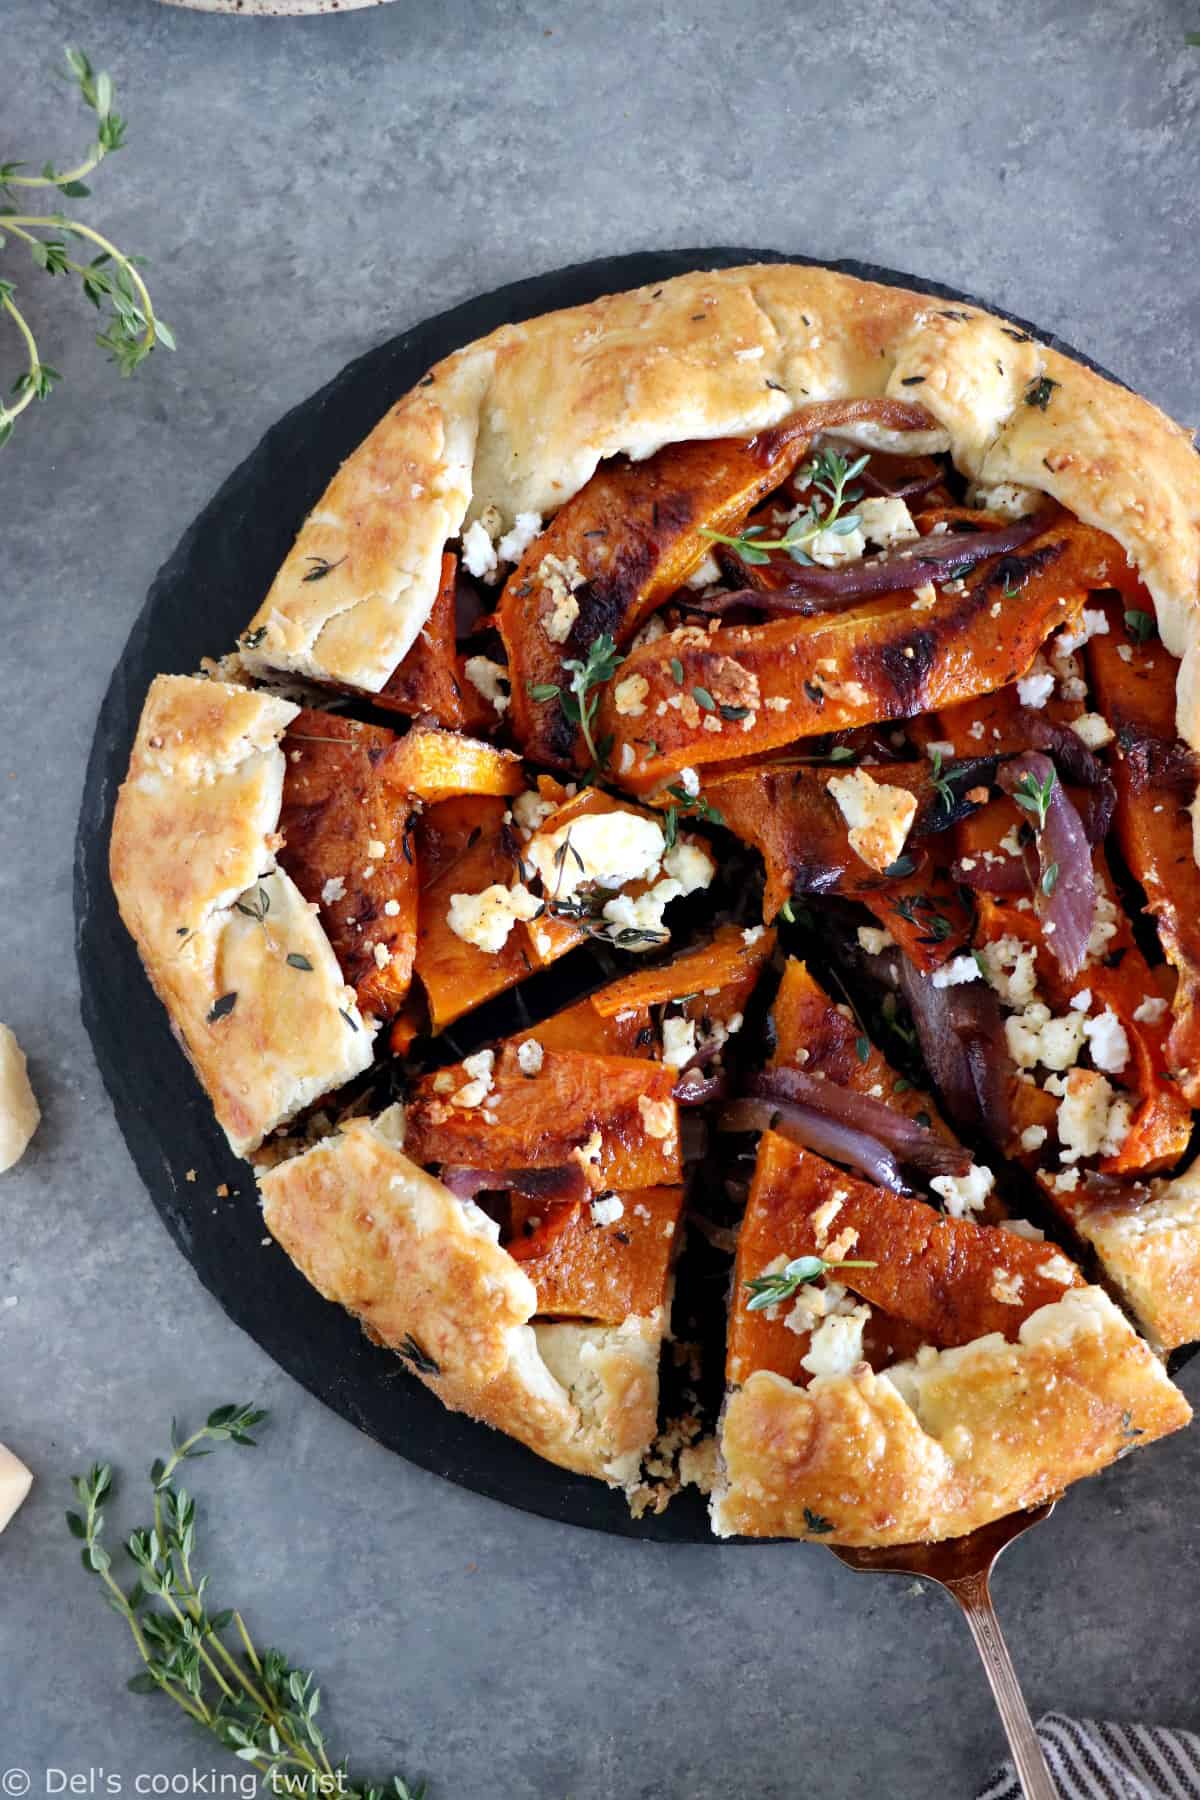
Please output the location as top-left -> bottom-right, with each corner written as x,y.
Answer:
75,247 -> 1141,1541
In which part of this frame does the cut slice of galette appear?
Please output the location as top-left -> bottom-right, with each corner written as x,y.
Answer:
112,262 -> 1200,1537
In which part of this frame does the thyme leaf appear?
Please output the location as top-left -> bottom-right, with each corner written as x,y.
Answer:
744,1254 -> 878,1312
700,447 -> 868,566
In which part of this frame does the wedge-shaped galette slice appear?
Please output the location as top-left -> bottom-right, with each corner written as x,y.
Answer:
259,1111 -> 666,1490
711,1132 -> 1191,1544
109,676 -> 518,1153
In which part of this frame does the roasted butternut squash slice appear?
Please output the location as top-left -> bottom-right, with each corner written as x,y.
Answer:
413,795 -> 539,1030
1086,595 -> 1200,1100
701,760 -> 972,969
727,1133 -> 1082,1387
498,410 -> 833,767
381,720 -> 523,801
406,1047 -> 681,1191
768,959 -> 952,1140
277,709 -> 417,1020
600,513 -> 1118,791
505,1185 -> 684,1323
375,551 -> 494,732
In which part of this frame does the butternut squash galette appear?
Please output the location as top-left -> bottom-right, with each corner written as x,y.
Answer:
111,263 -> 1200,1542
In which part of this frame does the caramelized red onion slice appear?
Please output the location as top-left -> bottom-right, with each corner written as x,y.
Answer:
688,513 -> 1052,617
746,1068 -> 971,1179
719,1096 -> 909,1192
673,1066 -> 729,1106
998,752 -> 1095,979
1121,731 -> 1200,798
896,958 -> 1014,1148
440,1164 -> 592,1204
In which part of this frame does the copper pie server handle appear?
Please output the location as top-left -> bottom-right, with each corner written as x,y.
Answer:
828,1499 -> 1059,1800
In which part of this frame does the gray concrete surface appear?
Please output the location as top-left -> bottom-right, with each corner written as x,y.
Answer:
3,0 -> 1200,1794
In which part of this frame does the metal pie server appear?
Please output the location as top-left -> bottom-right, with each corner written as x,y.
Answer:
829,1499 -> 1060,1800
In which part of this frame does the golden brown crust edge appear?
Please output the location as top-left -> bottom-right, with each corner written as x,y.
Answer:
1075,1166 -> 1200,1352
239,262 -> 1200,755
711,1288 -> 1190,1545
109,675 -> 374,1156
257,1113 -> 662,1489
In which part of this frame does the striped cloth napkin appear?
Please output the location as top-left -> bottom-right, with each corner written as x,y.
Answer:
977,1714 -> 1200,1798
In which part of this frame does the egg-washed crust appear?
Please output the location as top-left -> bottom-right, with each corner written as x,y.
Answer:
109,675 -> 374,1156
238,262 -> 1200,756
1074,1165 -> 1200,1353
258,1112 -> 662,1489
711,1287 -> 1191,1545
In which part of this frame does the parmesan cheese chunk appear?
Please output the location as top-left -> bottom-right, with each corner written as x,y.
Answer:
0,1025 -> 39,1173
0,1442 -> 33,1534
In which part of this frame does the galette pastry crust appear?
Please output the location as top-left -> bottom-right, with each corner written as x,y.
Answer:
711,1286 -> 1190,1545
1074,1164 -> 1200,1353
239,263 -> 1200,764
258,1111 -> 662,1488
109,675 -> 374,1156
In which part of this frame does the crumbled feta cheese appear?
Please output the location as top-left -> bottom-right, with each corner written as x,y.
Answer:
321,875 -> 346,905
1083,1007 -> 1129,1074
516,1038 -> 544,1076
857,496 -> 918,549
1056,608 -> 1110,655
537,553 -> 585,644
990,1269 -> 1026,1306
662,841 -> 716,894
978,936 -> 1038,1008
662,1015 -> 698,1070
1005,1002 -> 1086,1071
930,1163 -> 994,1219
808,1193 -> 845,1247
970,482 -> 1042,519
383,899 -> 401,917
496,511 -> 543,565
513,790 -> 555,836
686,552 -> 722,589
637,1095 -> 674,1139
1019,1124 -> 1048,1153
367,838 -> 386,860
925,739 -> 955,760
932,955 -> 981,989
1001,1217 -> 1046,1241
590,1194 -> 625,1227
464,655 -> 511,716
1086,888 -> 1120,962
461,518 -> 498,581
613,674 -> 650,717
1070,989 -> 1092,1013
800,1308 -> 870,1378
911,583 -> 938,610
572,1127 -> 603,1172
1041,1249 -> 1078,1285
1117,643 -> 1134,664
743,925 -> 765,945
857,925 -> 896,956
1070,712 -> 1115,751
526,811 -> 666,898
1016,667 -> 1056,710
1133,995 -> 1169,1025
1053,1168 -> 1081,1192
826,768 -> 918,874
446,882 -> 541,953
809,523 -> 866,567
1054,1068 -> 1131,1162
678,766 -> 701,798
602,885 -> 675,943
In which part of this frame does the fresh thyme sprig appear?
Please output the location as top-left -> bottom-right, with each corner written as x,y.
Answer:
1012,766 -> 1056,829
0,47 -> 173,449
744,1254 -> 878,1312
528,633 -> 623,770
700,448 -> 869,567
928,748 -> 957,815
68,1405 -> 425,1800
661,783 -> 725,851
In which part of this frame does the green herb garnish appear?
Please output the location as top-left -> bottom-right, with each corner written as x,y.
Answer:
803,1508 -> 836,1535
1012,766 -> 1056,829
0,47 -> 173,450
700,447 -> 868,566
1024,376 -> 1059,411
744,1254 -> 878,1311
68,1407 -> 425,1798
1041,861 -> 1060,897
929,748 -> 956,814
1123,609 -> 1157,645
527,632 -> 623,770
